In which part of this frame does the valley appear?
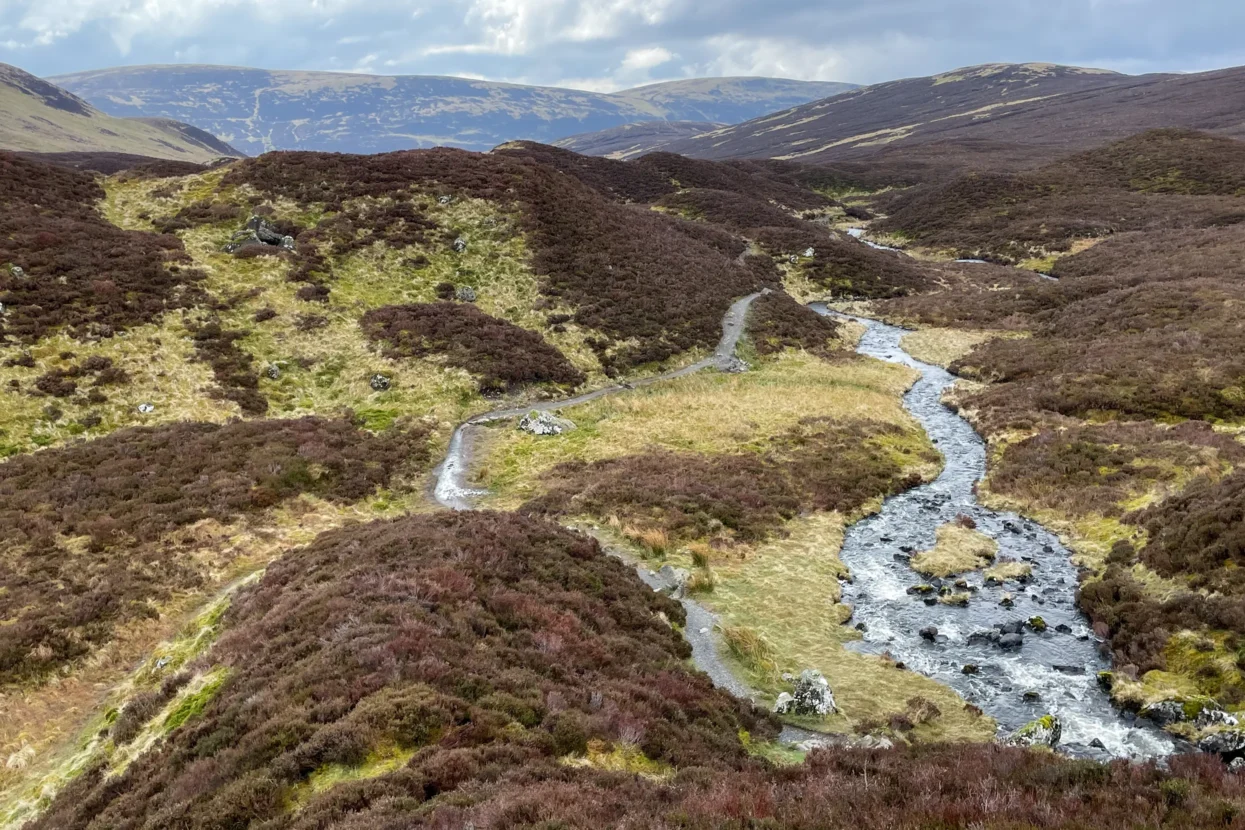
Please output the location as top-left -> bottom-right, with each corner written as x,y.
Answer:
2,55 -> 1245,829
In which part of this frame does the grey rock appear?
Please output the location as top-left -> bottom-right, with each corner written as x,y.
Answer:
851,734 -> 894,750
1090,738 -> 1107,750
720,356 -> 750,374
369,374 -> 392,392
1005,715 -> 1062,749
657,565 -> 690,597
438,195 -> 453,206
518,410 -> 576,436
1232,757 -> 1245,773
962,664 -> 979,675
280,235 -> 296,251
137,403 -> 155,414
919,626 -> 938,642
1199,729 -> 1245,758
265,364 -> 281,380
999,633 -> 1024,649
1197,706 -> 1240,729
1022,691 -> 1042,703
455,285 -> 477,302
802,247 -> 816,258
1139,701 -> 1187,726
774,669 -> 837,717
452,237 -> 468,253
8,265 -> 23,279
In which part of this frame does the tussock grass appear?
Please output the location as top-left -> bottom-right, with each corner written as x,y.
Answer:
561,740 -> 674,781
909,524 -> 999,578
477,351 -> 927,508
985,559 -> 1034,582
900,328 -> 1009,368
288,743 -> 417,811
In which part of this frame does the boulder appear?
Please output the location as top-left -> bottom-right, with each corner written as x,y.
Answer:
720,356 -> 750,374
999,633 -> 1024,650
657,565 -> 689,597
1028,616 -> 1048,633
452,237 -> 468,253
851,735 -> 894,750
1198,729 -> 1245,758
1022,691 -> 1042,703
1232,757 -> 1245,773
455,285 -> 477,302
369,374 -> 392,392
1139,700 -> 1187,727
962,664 -> 980,675
1005,715 -> 1062,749
223,216 -> 295,254
265,364 -> 281,380
802,247 -> 816,258
518,410 -> 576,436
919,626 -> 939,642
774,669 -> 837,717
8,265 -> 23,279
438,195 -> 453,206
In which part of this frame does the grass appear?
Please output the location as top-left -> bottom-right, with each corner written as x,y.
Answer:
475,351 -> 929,508
288,743 -> 417,811
986,559 -> 1034,582
910,524 -> 999,578
561,740 -> 674,781
107,667 -> 232,779
900,328 -> 1004,368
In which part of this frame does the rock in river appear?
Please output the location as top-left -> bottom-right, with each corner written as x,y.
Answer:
1006,715 -> 1062,749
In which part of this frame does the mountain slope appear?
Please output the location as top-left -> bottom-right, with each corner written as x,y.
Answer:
51,65 -> 855,155
670,63 -> 1245,169
0,63 -> 241,161
554,120 -> 722,159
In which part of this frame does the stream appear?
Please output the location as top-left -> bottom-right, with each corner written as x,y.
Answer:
815,306 -> 1172,759
428,278 -> 1171,759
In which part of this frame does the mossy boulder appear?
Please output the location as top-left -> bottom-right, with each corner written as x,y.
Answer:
1005,714 -> 1061,749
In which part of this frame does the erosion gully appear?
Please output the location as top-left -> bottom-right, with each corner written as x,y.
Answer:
431,256 -> 1170,758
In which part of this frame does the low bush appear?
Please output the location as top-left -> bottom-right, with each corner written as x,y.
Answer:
0,416 -> 430,684
361,302 -> 585,393
747,291 -> 843,359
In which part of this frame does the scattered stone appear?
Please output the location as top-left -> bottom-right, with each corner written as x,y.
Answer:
999,633 -> 1024,650
452,237 -> 468,253
855,622 -> 868,632
1028,616 -> 1048,633
788,254 -> 799,264
774,669 -> 837,717
1090,738 -> 1108,751
852,735 -> 894,750
802,247 -> 816,258
720,356 -> 750,374
369,374 -> 392,392
1053,665 -> 1086,675
1000,593 -> 1015,609
1055,623 -> 1073,634
1005,715 -> 1062,749
919,626 -> 938,642
923,597 -> 937,606
224,215 -> 294,254
999,621 -> 1024,636
438,195 -> 453,206
265,364 -> 281,380
962,664 -> 980,675
1022,691 -> 1042,703
1096,671 -> 1114,691
455,285 -> 477,302
1232,757 -> 1245,773
518,410 -> 576,436
907,584 -> 936,596
1196,706 -> 1240,729
137,403 -> 155,414
9,265 -> 23,279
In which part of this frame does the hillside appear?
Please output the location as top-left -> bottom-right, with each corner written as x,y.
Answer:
0,63 -> 240,161
51,66 -> 855,155
665,63 -> 1245,171
5,136 -> 1245,825
554,120 -> 722,159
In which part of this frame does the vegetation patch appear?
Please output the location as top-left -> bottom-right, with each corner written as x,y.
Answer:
361,302 -> 585,394
0,416 -> 430,684
909,524 -> 999,578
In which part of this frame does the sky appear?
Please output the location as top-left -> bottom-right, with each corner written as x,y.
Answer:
1,0 -> 1244,90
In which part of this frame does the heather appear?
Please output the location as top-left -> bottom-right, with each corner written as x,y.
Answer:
30,512 -> 774,829
0,416 -> 429,683
361,302 -> 585,394
0,151 -> 204,343
747,291 -> 844,359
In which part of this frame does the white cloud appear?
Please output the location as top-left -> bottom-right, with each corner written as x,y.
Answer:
621,46 -> 674,71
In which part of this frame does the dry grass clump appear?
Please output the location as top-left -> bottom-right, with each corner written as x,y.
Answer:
985,559 -> 1033,583
900,327 -> 1005,367
909,524 -> 999,578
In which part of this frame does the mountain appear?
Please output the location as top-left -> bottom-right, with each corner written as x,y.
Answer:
0,62 -> 241,161
554,120 -> 722,159
50,65 -> 855,155
668,63 -> 1245,171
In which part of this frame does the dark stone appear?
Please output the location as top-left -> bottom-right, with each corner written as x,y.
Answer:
999,633 -> 1024,649
1055,624 -> 1073,634
369,374 -> 392,392
1090,738 -> 1107,750
919,626 -> 938,642
1053,665 -> 1086,675
962,664 -> 980,675
1022,691 -> 1041,702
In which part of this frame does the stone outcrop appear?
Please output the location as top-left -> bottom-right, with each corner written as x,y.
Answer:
1005,715 -> 1062,749
518,411 -> 575,436
223,216 -> 296,254
774,669 -> 837,717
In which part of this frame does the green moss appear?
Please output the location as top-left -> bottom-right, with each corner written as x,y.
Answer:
162,668 -> 230,732
289,744 -> 417,810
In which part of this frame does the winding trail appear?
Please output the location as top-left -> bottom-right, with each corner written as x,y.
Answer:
433,291 -> 764,510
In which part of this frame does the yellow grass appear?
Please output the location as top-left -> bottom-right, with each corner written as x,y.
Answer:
985,559 -> 1033,582
900,328 -> 1003,368
475,351 -> 931,508
910,524 -> 999,578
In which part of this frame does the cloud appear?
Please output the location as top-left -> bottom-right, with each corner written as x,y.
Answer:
0,0 -> 1242,92
621,46 -> 675,72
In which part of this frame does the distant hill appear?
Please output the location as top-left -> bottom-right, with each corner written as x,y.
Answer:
554,121 -> 722,159
668,63 -> 1245,170
0,63 -> 241,161
51,66 -> 856,155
